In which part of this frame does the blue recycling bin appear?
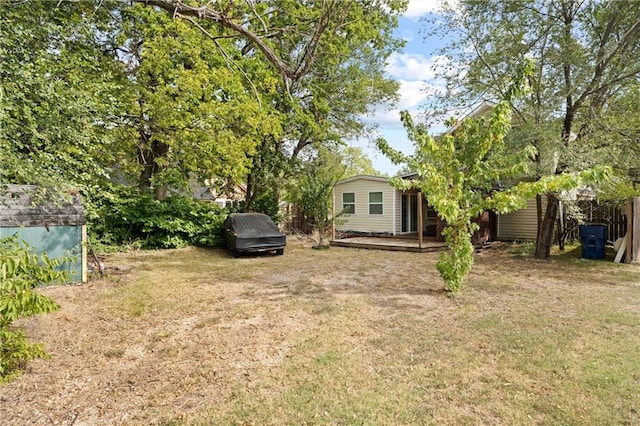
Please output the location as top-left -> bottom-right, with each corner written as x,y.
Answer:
579,224 -> 607,260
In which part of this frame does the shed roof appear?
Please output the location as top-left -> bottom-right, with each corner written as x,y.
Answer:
0,185 -> 85,227
335,175 -> 391,186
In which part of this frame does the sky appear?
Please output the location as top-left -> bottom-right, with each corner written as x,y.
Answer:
351,0 -> 455,176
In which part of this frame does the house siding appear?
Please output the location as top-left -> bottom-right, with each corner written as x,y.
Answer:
497,196 -> 548,241
334,178 -> 396,234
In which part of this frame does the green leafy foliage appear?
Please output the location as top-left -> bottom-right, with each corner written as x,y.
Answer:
0,327 -> 49,384
0,1 -> 124,194
219,0 -> 403,210
423,0 -> 640,258
436,226 -> 475,294
342,146 -> 382,178
89,188 -> 226,249
251,188 -> 282,223
286,148 -> 347,247
2,0 -> 404,248
115,5 -> 280,200
1,236 -> 64,382
379,60 -> 611,294
378,61 -> 535,294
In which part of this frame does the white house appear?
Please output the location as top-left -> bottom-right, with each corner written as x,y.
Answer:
332,175 -> 439,238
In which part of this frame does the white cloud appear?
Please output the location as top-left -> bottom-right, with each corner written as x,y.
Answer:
403,0 -> 458,19
386,53 -> 434,80
398,29 -> 415,44
367,109 -> 404,128
364,79 -> 444,128
397,80 -> 430,108
386,53 -> 452,82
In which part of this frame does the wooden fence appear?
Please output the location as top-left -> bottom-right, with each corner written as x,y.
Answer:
626,197 -> 640,263
565,201 -> 627,243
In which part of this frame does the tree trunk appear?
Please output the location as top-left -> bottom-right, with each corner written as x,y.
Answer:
138,137 -> 169,200
138,130 -> 153,194
139,161 -> 153,194
244,173 -> 254,212
317,220 -> 325,247
151,141 -> 169,200
536,193 -> 543,241
534,193 -> 559,259
154,185 -> 168,201
557,200 -> 567,251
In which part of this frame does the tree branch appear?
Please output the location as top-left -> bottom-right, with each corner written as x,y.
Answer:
134,0 -> 348,83
573,10 -> 640,110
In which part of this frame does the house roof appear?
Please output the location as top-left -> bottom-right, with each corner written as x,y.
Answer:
442,100 -> 497,136
335,175 -> 390,185
401,101 -> 498,178
400,172 -> 419,179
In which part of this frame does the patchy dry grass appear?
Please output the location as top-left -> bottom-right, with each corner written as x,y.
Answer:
1,239 -> 640,425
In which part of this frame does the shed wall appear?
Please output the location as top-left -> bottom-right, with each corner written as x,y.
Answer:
334,179 -> 396,234
0,225 -> 86,283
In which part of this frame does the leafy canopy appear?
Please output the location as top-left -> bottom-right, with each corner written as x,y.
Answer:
0,1 -> 123,194
378,60 -> 610,293
421,0 -> 640,258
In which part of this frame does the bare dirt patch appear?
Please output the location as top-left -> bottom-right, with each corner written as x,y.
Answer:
2,239 -> 640,425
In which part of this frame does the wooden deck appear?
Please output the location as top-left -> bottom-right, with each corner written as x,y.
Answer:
330,237 -> 448,253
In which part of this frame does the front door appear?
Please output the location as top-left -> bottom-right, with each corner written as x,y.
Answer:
401,193 -> 418,233
402,193 -> 438,236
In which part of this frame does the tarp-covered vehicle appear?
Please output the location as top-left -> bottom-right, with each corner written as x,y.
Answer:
223,213 -> 286,256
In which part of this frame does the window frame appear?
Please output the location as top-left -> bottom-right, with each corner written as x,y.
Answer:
368,191 -> 383,215
342,192 -> 355,214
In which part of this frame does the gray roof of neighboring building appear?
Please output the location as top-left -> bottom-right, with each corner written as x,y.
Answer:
0,185 -> 85,227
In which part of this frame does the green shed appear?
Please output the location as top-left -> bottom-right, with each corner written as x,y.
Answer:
0,185 -> 87,283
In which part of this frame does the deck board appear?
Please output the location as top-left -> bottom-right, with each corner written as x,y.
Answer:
330,237 -> 448,253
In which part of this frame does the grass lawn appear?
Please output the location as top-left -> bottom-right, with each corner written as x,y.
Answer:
2,239 -> 639,425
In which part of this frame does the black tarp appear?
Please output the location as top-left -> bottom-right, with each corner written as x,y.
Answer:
224,213 -> 286,252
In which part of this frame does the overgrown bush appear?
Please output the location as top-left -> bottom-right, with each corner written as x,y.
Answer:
88,188 -> 227,249
251,188 -> 282,223
1,236 -> 64,382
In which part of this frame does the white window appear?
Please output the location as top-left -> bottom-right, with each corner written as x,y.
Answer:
342,192 -> 355,214
369,192 -> 383,214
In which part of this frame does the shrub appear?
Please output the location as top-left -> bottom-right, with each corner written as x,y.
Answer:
88,188 -> 227,249
1,236 -> 64,382
252,188 -> 282,223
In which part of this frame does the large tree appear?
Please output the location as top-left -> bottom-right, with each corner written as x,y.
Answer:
2,0 -> 404,217
0,1 -> 124,194
378,63 -> 535,293
134,0 -> 405,210
133,0 -> 404,84
113,5 -> 282,200
378,60 -> 610,293
423,0 -> 640,259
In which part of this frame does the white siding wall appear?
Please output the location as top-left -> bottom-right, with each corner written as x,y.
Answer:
497,197 -> 548,240
334,179 -> 396,234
